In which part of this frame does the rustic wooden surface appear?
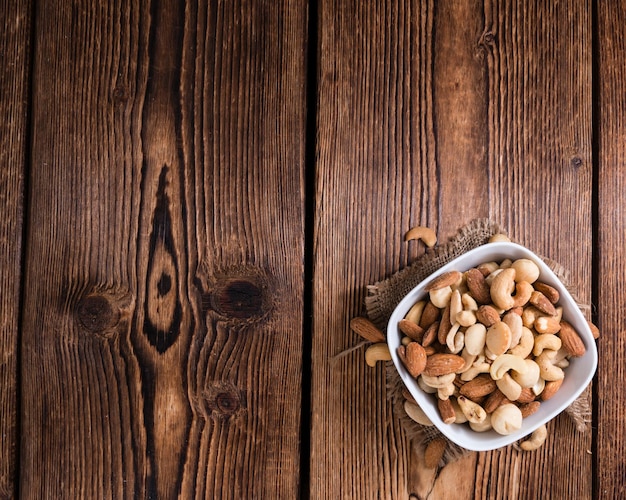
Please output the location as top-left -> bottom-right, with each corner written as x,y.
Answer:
597,1 -> 626,498
312,0 -> 593,499
0,0 -> 31,497
0,0 -> 622,498
18,0 -> 306,498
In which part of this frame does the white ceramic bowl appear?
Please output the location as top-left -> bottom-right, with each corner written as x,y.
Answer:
387,241 -> 598,452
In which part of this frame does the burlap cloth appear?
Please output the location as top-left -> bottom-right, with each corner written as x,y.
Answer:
364,218 -> 592,464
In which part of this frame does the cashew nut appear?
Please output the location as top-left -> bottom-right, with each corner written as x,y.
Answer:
496,373 -> 523,401
485,267 -> 504,286
503,311 -> 523,348
405,300 -> 426,324
456,310 -> 477,327
520,424 -> 548,451
451,397 -> 469,424
486,321 -> 512,356
499,258 -> 513,269
437,383 -> 456,401
531,377 -> 545,396
404,400 -> 434,426
478,261 -> 500,275
404,225 -> 437,247
464,323 -> 487,355
430,286 -> 453,309
490,268 -> 517,310
508,326 -> 534,358
511,281 -> 534,308
470,413 -> 493,432
533,334 -> 562,356
522,306 -> 545,328
417,375 -> 437,394
489,233 -> 511,243
421,372 -> 456,389
460,358 -> 491,381
511,359 -> 541,388
491,403 -> 523,435
510,258 -> 540,284
484,347 -> 499,360
450,289 -> 463,321
535,350 -> 565,381
446,323 -> 464,353
490,354 -> 528,380
459,348 -> 477,373
365,343 -> 391,367
457,396 -> 487,423
461,293 -> 479,311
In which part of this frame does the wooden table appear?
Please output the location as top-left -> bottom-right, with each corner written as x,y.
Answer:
1,1 -> 623,498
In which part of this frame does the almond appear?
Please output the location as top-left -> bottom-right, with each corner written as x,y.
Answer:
466,268 -> 492,304
541,379 -> 563,401
534,316 -> 561,334
398,319 -> 425,342
517,387 -> 536,404
519,401 -> 541,418
476,305 -> 501,327
419,301 -> 441,330
424,271 -> 463,292
423,345 -> 437,356
588,320 -> 600,339
529,291 -> 557,316
421,321 -> 439,347
405,342 -> 428,377
459,374 -> 497,400
437,398 -> 456,424
533,282 -> 560,304
437,305 -> 452,345
424,353 -> 465,376
402,388 -> 417,404
424,438 -> 447,469
350,317 -> 385,343
483,389 -> 510,413
559,320 -> 586,357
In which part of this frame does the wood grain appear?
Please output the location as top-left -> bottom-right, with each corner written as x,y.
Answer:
0,0 -> 31,497
312,0 -> 592,498
596,1 -> 626,498
21,0 -> 306,497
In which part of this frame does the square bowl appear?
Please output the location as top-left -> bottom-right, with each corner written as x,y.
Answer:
387,241 -> 598,452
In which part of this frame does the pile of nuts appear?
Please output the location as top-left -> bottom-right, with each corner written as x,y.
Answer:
395,257 -> 589,438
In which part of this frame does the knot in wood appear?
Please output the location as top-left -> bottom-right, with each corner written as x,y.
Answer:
199,382 -> 246,420
571,156 -> 583,169
213,278 -> 267,320
112,84 -> 128,104
216,392 -> 240,414
77,294 -> 119,335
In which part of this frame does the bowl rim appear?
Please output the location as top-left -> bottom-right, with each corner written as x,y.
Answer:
387,241 -> 598,452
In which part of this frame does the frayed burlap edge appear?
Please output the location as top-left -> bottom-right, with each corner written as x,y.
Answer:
364,218 -> 592,465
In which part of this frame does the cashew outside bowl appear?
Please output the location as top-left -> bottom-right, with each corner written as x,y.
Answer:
519,424 -> 548,451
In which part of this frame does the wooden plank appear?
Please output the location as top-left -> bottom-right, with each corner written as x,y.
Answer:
0,0 -> 31,497
476,1 -> 593,497
597,1 -> 626,498
312,0 -> 592,497
21,1 -> 306,497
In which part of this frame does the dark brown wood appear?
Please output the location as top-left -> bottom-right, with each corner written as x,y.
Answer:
597,1 -> 626,498
0,0 -> 31,497
312,0 -> 592,498
21,0 -> 306,497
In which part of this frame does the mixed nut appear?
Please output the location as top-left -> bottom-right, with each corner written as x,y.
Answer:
393,257 -> 588,437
